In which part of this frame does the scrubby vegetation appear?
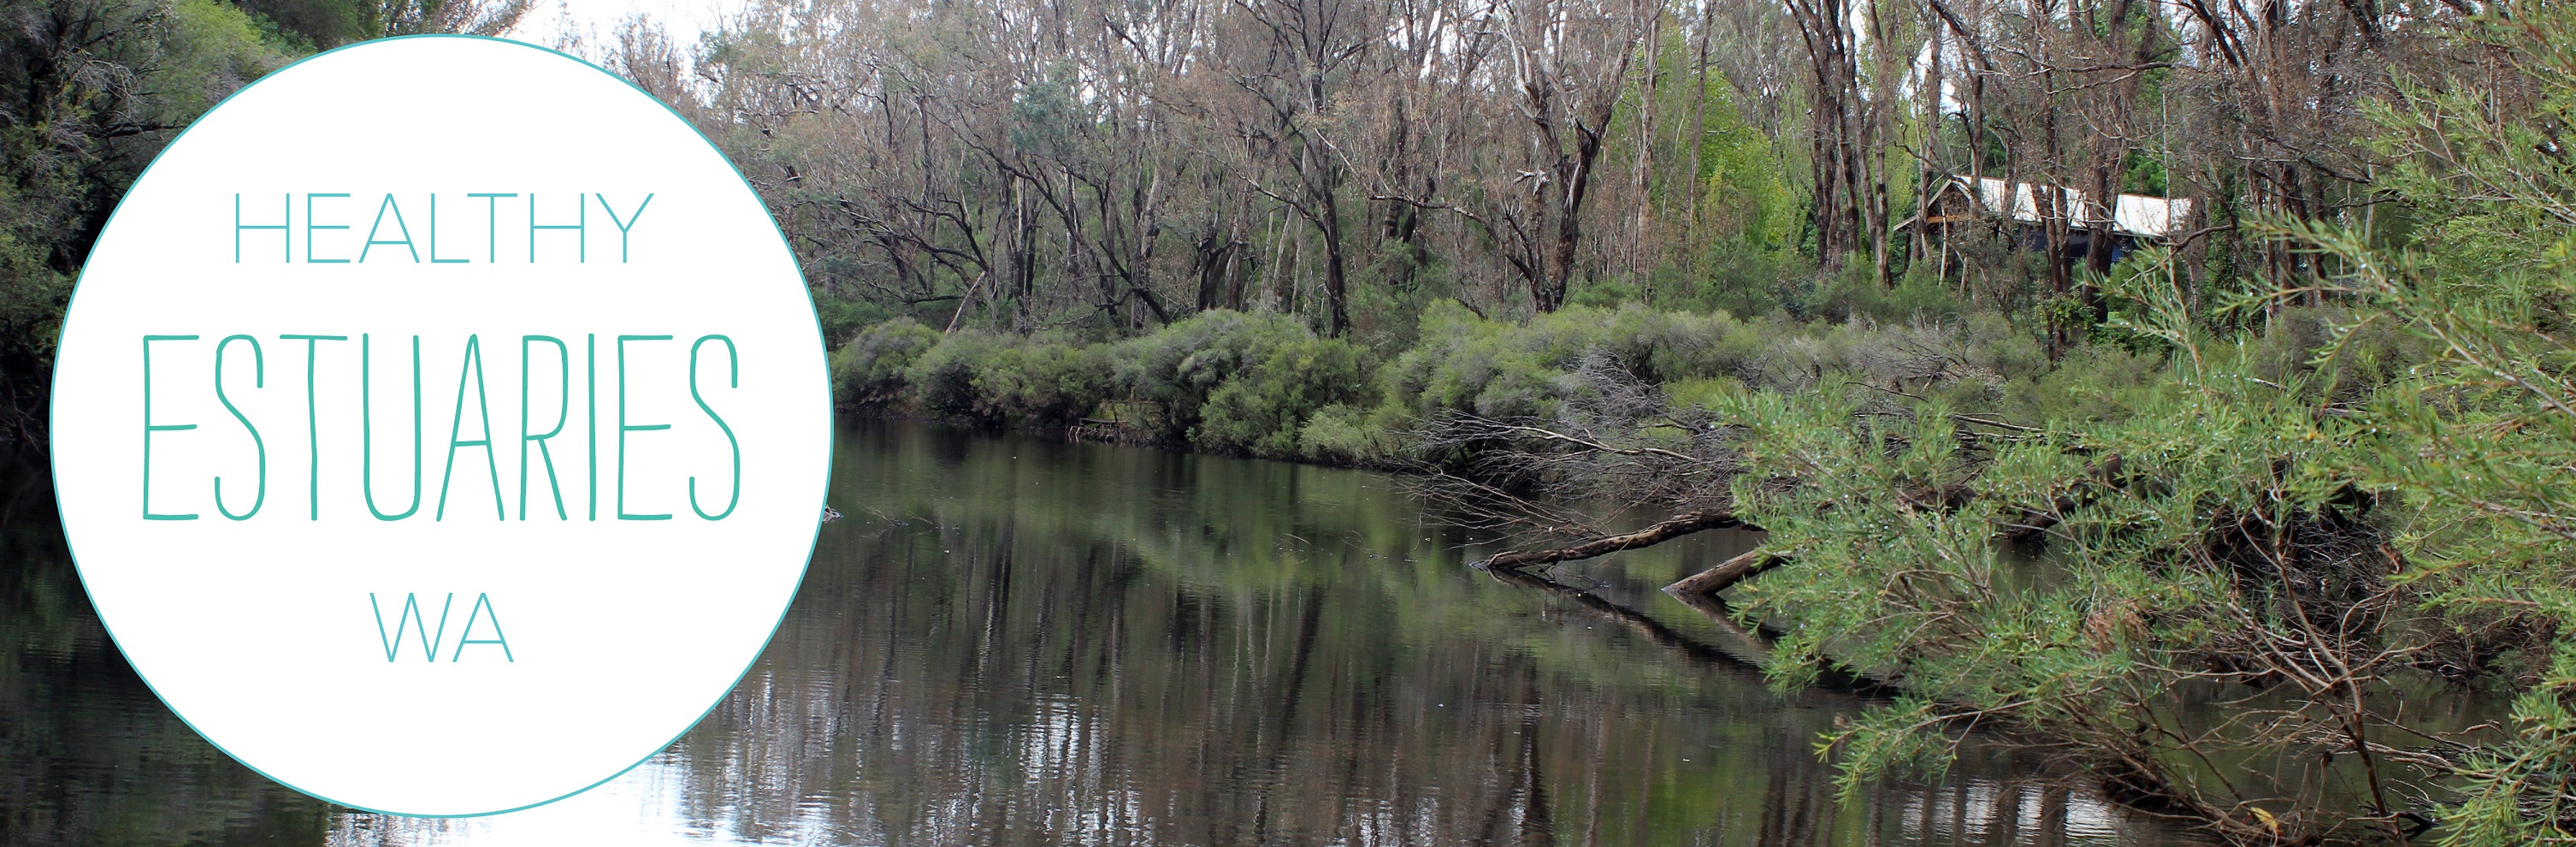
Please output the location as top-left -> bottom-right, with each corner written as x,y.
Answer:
829,300 -> 2109,465
829,240 -> 2523,844
832,311 -> 1380,458
4,0 -> 2569,837
816,6 -> 2576,844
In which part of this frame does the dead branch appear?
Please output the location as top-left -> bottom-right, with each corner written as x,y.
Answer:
1665,547 -> 1787,595
1476,509 -> 1750,572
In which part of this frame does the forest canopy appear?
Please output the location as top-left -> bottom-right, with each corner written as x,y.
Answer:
624,0 -> 2422,352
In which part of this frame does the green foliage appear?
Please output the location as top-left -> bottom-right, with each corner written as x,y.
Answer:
1691,9 -> 2576,838
2242,305 -> 2428,401
1975,341 -> 2174,424
0,194 -> 69,441
849,300 -> 2118,473
1345,258 -> 1436,352
812,290 -> 894,348
2243,10 -> 2576,833
1660,376 -> 1747,411
1716,331 -> 2417,840
0,0 -> 517,444
874,311 -> 1384,459
1685,74 -> 1804,311
0,0 -> 298,441
978,341 -> 1116,426
1194,336 -> 1373,458
232,0 -> 356,49
901,329 -> 1016,422
1803,261 -> 1963,323
901,330 -> 1112,427
1295,403 -> 1395,464
830,317 -> 942,407
1379,301 -> 1752,419
160,0 -> 297,113
1565,278 -> 1642,309
1108,310 -> 1315,437
1371,299 -> 2106,427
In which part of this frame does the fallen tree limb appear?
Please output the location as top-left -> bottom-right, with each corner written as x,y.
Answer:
1657,583 -> 1778,664
1475,510 -> 1750,572
1473,455 -> 2120,593
1663,547 -> 1787,595
1483,567 -> 1762,669
1492,566 -> 1896,694
1491,423 -> 1701,462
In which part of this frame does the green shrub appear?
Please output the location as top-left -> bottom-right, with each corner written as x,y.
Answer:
1804,263 -> 1962,323
1566,278 -> 1642,309
1373,300 -> 2083,425
1193,336 -> 1373,457
863,296 -> 2117,459
1109,310 -> 1310,437
830,317 -> 942,408
1690,249 -> 1794,317
811,291 -> 895,347
901,330 -> 1015,423
1379,301 -> 1752,419
971,340 -> 1114,426
885,310 -> 1373,441
1986,342 -> 2175,425
1295,403 -> 1393,464
1959,312 -> 2051,382
1661,376 -> 1747,411
2245,305 -> 2429,402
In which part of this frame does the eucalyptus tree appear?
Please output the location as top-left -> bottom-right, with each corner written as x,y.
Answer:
1363,0 -> 1657,315
1226,0 -> 1382,336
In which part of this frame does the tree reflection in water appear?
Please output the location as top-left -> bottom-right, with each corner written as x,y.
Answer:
0,424 -> 2207,846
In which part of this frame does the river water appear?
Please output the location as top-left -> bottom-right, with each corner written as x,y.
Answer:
1,421 -> 2207,846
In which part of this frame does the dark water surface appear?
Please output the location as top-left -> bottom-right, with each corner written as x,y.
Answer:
3,421 -> 2209,846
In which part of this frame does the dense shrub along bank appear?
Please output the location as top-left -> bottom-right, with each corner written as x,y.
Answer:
827,299 -> 2283,464
831,311 -> 1380,461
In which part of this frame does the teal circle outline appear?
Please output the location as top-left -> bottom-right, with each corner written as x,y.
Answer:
45,33 -> 834,819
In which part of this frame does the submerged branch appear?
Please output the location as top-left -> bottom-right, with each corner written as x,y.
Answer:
1474,509 -> 1751,572
1665,547 -> 1789,596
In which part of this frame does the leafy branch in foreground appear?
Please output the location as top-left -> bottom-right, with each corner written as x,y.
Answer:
1441,9 -> 2576,844
2238,10 -> 2576,841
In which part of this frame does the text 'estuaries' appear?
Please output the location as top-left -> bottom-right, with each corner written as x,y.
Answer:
139,333 -> 743,523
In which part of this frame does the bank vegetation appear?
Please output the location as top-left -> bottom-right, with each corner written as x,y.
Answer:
11,0 -> 2576,841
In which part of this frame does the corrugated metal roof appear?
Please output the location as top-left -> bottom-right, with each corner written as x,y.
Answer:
1938,175 -> 2195,240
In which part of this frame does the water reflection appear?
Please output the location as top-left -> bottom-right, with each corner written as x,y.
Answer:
1,422 -> 2207,845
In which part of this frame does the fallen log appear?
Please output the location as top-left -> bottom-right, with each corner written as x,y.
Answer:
1483,529 -> 1899,695
1476,454 -> 2119,593
1495,566 -> 1900,694
1483,567 -> 1761,669
1475,510 -> 1750,572
1657,583 -> 1778,664
1663,547 -> 1787,595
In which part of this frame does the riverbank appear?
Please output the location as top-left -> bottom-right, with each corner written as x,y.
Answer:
830,292 -> 2150,465
826,254 -> 2562,846
3,421 -> 2226,845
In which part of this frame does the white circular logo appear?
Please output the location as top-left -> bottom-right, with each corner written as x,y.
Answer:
49,37 -> 830,815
